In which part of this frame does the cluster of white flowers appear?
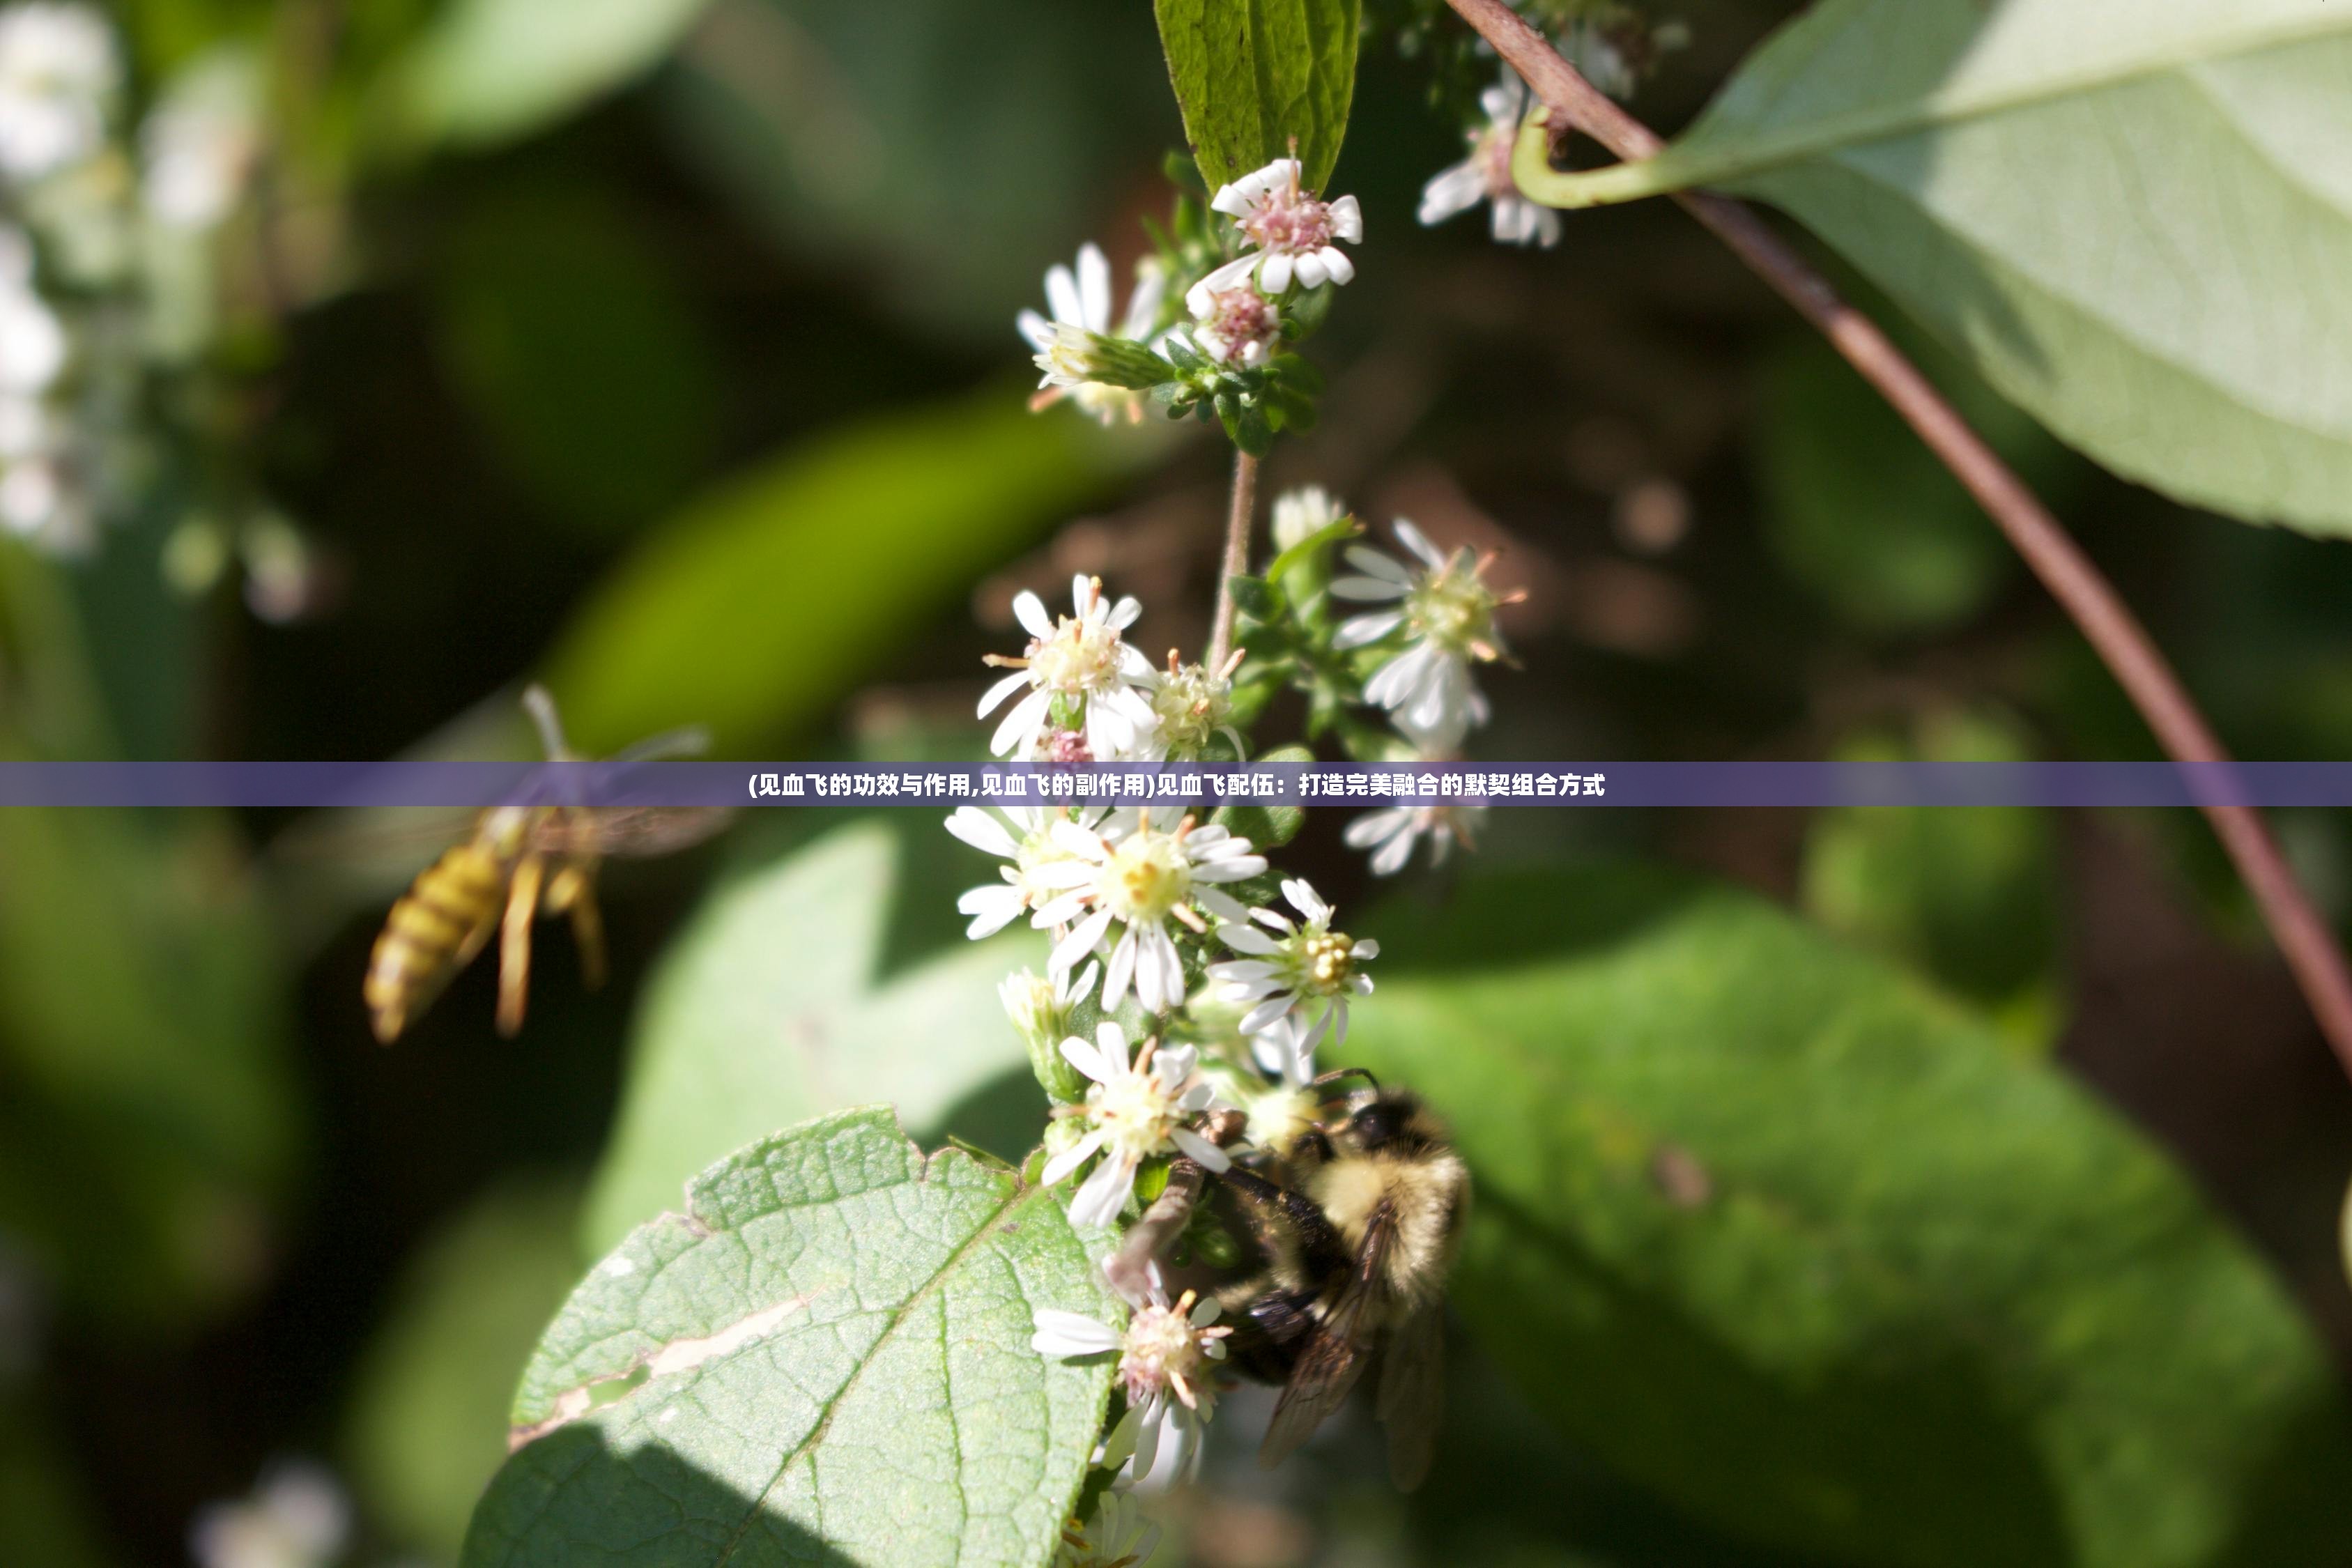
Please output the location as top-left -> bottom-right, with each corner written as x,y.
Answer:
0,3 -> 261,556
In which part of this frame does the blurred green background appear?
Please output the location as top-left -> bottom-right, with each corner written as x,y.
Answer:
8,0 -> 2352,1564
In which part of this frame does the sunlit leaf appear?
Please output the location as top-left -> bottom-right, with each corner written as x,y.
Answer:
541,387 -> 1165,756
1153,0 -> 1361,192
383,0 -> 712,150
466,1107 -> 1116,1568
1348,862 -> 2352,1568
1521,0 -> 2352,535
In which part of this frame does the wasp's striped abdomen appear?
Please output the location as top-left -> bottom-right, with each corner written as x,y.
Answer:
366,840 -> 509,1043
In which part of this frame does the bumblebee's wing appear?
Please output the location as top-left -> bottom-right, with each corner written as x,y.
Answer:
1257,1201 -> 1392,1470
1376,1301 -> 1445,1491
530,807 -> 732,859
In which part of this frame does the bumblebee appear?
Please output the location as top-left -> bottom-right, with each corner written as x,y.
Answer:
364,686 -> 723,1043
1201,1083 -> 1470,1489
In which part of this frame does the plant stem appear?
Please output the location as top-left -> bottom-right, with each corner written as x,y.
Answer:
1444,0 -> 2352,1078
1208,448 -> 1260,670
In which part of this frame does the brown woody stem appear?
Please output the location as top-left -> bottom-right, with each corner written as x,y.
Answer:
1208,448 -> 1260,671
1444,0 -> 2352,1077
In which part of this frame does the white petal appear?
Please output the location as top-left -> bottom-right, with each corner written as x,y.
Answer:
1060,1033 -> 1110,1084
1017,307 -> 1056,351
1191,854 -> 1268,882
977,668 -> 1032,718
1185,252 -> 1261,316
1013,590 -> 1054,640
1051,907 -> 1114,973
1069,1152 -> 1137,1228
1419,161 -> 1486,225
1344,544 -> 1413,583
1041,1128 -> 1107,1186
1344,808 -> 1410,848
1353,938 -> 1381,960
1332,609 -> 1406,648
945,806 -> 1019,858
1030,1308 -> 1121,1357
990,687 -> 1054,756
1208,960 -> 1279,981
1217,924 -> 1279,955
1327,193 -> 1363,242
1240,995 -> 1293,1033
1371,823 -> 1420,875
1077,243 -> 1113,332
1102,924 -> 1139,1013
1141,925 -> 1185,1013
1209,182 -> 1252,217
958,885 -> 1024,939
1259,250 -> 1293,295
1394,518 -> 1445,569
1318,246 -> 1355,286
1282,878 -> 1330,923
1045,263 -> 1083,328
1050,818 -> 1110,860
1095,1020 -> 1131,1069
1170,1127 -> 1233,1173
1106,594 -> 1143,631
1193,886 -> 1247,923
1292,249 -> 1328,289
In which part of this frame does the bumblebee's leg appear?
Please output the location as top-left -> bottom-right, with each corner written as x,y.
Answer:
1105,1161 -> 1205,1302
1217,1166 -> 1351,1280
496,854 -> 546,1036
548,864 -> 606,990
1102,1109 -> 1245,1300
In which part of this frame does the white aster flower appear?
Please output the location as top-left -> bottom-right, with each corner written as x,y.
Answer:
1344,799 -> 1484,877
1332,518 -> 1519,753
1210,877 -> 1376,1048
1185,157 -> 1362,313
1142,647 -> 1246,761
947,802 -> 1111,938
1000,959 -> 1099,1049
1040,1022 -> 1232,1227
1419,72 -> 1561,249
1185,279 -> 1279,369
1018,242 -> 1168,426
979,574 -> 1160,760
1032,1261 -> 1231,1487
189,1461 -> 350,1568
1050,1489 -> 1161,1568
0,3 -> 114,182
1031,810 -> 1268,1014
0,277 -> 64,393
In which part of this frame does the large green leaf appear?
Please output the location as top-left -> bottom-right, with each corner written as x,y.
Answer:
465,1108 -> 1116,1568
1153,0 -> 1361,192
383,0 -> 712,150
584,821 -> 1043,1252
1348,863 -> 2352,1568
541,387 -> 1162,755
1517,0 -> 2352,536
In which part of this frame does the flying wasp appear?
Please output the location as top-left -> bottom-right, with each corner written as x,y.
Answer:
364,686 -> 725,1043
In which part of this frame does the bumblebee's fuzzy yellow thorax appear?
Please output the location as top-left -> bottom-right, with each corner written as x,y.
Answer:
1308,1148 -> 1469,1313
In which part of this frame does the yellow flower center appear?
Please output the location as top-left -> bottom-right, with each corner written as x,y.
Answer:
1029,615 -> 1125,695
1300,928 -> 1356,995
1100,831 -> 1190,923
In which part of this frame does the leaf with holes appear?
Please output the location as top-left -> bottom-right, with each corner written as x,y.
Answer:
1518,0 -> 2352,535
1153,0 -> 1360,192
464,1107 -> 1117,1568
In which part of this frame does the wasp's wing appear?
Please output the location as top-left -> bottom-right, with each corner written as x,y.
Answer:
1376,1300 -> 1445,1490
1258,1201 -> 1392,1471
530,807 -> 732,859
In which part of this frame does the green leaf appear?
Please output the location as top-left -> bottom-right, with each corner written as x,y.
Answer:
1799,708 -> 2062,1044
382,0 -> 712,151
1348,862 -> 2352,1568
541,387 -> 1165,755
1153,0 -> 1361,192
346,1177 -> 588,1562
584,822 -> 1043,1252
464,1108 -> 1117,1568
1516,0 -> 2352,536
1213,742 -> 1311,847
